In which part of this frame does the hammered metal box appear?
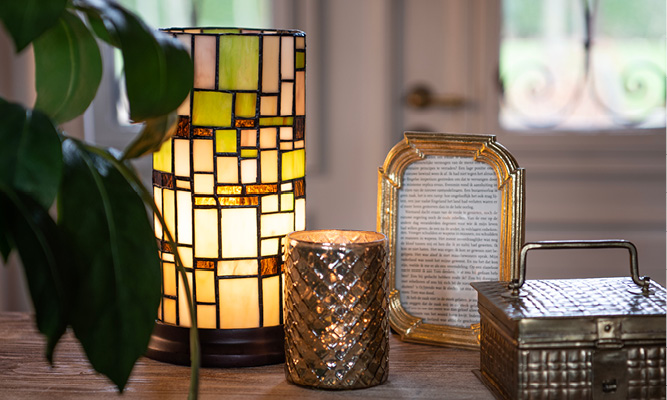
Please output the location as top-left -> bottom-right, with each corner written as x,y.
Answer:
471,241 -> 666,400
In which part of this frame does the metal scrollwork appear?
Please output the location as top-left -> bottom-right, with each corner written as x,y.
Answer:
500,0 -> 666,130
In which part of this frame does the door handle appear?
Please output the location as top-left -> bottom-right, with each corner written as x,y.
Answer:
405,85 -> 468,109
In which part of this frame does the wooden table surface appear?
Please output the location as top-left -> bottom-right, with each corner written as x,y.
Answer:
0,312 -> 494,399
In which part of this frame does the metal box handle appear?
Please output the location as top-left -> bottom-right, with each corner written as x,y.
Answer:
507,240 -> 651,296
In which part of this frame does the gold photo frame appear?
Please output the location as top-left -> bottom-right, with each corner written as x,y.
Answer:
377,132 -> 525,349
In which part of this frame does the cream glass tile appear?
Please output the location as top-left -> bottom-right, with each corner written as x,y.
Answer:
281,36 -> 294,80
174,139 -> 190,177
176,190 -> 193,245
259,127 -> 277,148
241,129 -> 257,147
279,127 -> 293,140
260,212 -> 294,237
261,238 -> 279,256
281,182 -> 292,191
260,96 -> 278,116
280,82 -> 294,116
220,208 -> 257,258
260,150 -> 278,183
177,246 -> 194,269
154,187 -> 163,240
195,270 -> 216,303
240,159 -> 257,183
216,157 -> 238,183
261,194 -> 279,213
262,275 -> 281,326
192,139 -> 214,172
163,298 -> 176,324
262,36 -> 280,93
197,305 -> 217,329
218,259 -> 258,276
295,198 -> 306,231
194,35 -> 216,89
219,278 -> 259,329
193,173 -> 215,194
194,209 -> 218,258
163,262 -> 177,296
163,189 -> 176,241
296,70 -> 305,115
178,271 -> 193,327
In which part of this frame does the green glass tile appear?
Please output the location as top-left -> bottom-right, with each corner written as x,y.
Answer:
193,91 -> 232,127
219,36 -> 259,91
281,149 -> 305,180
296,51 -> 305,69
236,93 -> 257,117
281,193 -> 294,211
216,129 -> 237,153
240,149 -> 258,158
259,117 -> 294,126
202,28 -> 241,34
153,140 -> 172,173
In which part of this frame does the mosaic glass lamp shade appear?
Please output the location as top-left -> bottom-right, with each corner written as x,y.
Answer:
146,28 -> 306,367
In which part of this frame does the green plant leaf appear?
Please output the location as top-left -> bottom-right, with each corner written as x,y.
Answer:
0,0 -> 67,51
76,0 -> 193,121
0,99 -> 63,210
0,203 -> 13,262
122,112 -> 179,160
0,187 -> 71,363
34,10 -> 102,124
59,138 -> 161,392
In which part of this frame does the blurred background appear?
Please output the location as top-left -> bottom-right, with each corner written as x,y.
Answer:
1,0 -> 665,311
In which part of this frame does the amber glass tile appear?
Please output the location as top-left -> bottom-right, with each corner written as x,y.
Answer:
194,197 -> 216,206
161,173 -> 174,188
217,185 -> 243,195
296,36 -> 305,50
162,240 -> 173,253
176,116 -> 190,137
235,118 -> 256,128
193,127 -> 213,137
196,260 -> 215,269
260,257 -> 279,276
294,179 -> 305,197
295,117 -> 305,140
219,196 -> 259,206
246,184 -> 278,194
152,170 -> 161,185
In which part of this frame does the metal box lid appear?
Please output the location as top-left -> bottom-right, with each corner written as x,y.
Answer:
472,240 -> 666,345
471,277 -> 666,321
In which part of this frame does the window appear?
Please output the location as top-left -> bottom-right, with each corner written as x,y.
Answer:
500,0 -> 666,130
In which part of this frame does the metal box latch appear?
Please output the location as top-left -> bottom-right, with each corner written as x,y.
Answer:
593,319 -> 627,400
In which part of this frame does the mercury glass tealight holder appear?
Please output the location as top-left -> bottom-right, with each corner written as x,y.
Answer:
284,230 -> 389,389
147,27 -> 306,367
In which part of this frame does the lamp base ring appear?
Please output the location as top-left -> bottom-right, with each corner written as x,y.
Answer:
145,321 -> 285,367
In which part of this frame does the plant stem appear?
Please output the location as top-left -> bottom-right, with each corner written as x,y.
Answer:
83,143 -> 200,399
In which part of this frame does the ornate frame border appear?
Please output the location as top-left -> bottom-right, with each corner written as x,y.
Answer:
377,132 -> 525,348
